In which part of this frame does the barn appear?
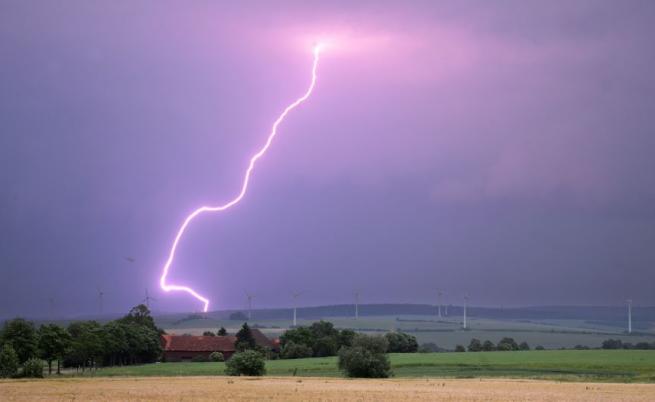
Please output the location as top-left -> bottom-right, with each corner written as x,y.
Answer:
161,329 -> 278,362
161,335 -> 237,362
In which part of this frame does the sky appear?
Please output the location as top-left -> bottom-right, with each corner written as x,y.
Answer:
1,0 -> 654,317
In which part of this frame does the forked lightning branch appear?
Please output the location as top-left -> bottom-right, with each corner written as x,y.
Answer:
158,45 -> 325,312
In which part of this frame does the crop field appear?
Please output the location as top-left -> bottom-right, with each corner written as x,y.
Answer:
2,376 -> 654,401
67,350 -> 655,383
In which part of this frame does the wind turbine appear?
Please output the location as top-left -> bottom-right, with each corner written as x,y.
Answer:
354,290 -> 360,321
627,299 -> 632,334
437,290 -> 443,318
291,292 -> 302,327
245,291 -> 254,320
463,293 -> 469,329
142,288 -> 157,309
96,287 -> 105,315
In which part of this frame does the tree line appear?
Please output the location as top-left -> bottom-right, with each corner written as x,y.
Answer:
278,320 -> 418,359
0,304 -> 162,378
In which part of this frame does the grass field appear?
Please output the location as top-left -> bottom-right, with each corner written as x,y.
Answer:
70,350 -> 655,383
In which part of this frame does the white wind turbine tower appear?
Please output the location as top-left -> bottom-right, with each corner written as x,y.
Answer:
627,299 -> 632,334
437,290 -> 443,318
292,292 -> 302,327
245,291 -> 255,321
462,294 -> 469,329
354,290 -> 360,320
96,287 -> 105,315
142,288 -> 157,309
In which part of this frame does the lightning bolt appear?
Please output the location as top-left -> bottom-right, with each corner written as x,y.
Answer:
159,44 -> 324,312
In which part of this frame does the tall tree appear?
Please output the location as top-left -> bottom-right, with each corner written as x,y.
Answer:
38,324 -> 71,375
0,318 -> 38,363
235,323 -> 256,351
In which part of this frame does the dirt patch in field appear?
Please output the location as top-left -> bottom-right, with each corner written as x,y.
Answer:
1,376 -> 654,401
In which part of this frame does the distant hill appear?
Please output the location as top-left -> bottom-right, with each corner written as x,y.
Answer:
156,303 -> 655,324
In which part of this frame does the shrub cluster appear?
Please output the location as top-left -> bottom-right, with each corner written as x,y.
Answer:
384,332 -> 418,353
338,334 -> 391,378
225,350 -> 266,376
466,337 -> 529,352
279,321 -> 355,359
602,339 -> 655,350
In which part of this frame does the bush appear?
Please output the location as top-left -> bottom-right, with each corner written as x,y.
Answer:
385,332 -> 418,353
467,338 -> 482,352
454,345 -> 466,352
225,350 -> 266,376
0,344 -> 19,378
496,342 -> 512,352
209,352 -> 224,362
202,331 -> 215,337
602,339 -> 623,349
313,336 -> 338,357
338,334 -> 390,378
519,342 -> 530,351
418,342 -> 439,353
535,345 -> 545,350
281,342 -> 313,359
22,358 -> 44,378
497,337 -> 519,351
482,340 -> 495,351
191,355 -> 209,362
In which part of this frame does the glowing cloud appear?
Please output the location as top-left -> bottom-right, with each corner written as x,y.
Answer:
159,45 -> 324,312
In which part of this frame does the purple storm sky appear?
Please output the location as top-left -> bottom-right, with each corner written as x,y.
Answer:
1,1 -> 654,316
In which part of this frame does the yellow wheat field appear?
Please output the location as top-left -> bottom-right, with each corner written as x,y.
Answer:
1,376 -> 654,401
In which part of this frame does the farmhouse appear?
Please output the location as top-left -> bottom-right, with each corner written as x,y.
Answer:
161,329 -> 278,362
161,335 -> 237,362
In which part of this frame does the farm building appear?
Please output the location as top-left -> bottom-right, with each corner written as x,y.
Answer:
161,334 -> 237,362
161,329 -> 278,362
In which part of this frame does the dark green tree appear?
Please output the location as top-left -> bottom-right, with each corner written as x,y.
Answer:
482,340 -> 496,351
519,341 -> 530,351
0,344 -> 19,378
235,323 -> 257,351
38,324 -> 71,374
385,332 -> 419,353
468,338 -> 483,352
418,342 -> 439,353
22,358 -> 44,378
202,331 -> 216,337
338,329 -> 356,348
217,327 -> 227,336
455,345 -> 466,352
1,318 -> 38,363
280,326 -> 314,350
280,342 -> 313,359
497,337 -> 519,351
66,321 -> 103,371
312,336 -> 338,357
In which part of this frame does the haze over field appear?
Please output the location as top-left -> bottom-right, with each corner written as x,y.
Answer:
1,1 -> 655,316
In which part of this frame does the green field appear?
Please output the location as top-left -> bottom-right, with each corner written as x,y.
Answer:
70,350 -> 655,383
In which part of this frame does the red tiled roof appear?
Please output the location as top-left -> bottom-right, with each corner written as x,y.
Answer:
250,328 -> 275,349
161,335 -> 236,352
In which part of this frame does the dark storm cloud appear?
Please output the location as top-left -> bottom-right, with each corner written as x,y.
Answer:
1,1 -> 654,316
